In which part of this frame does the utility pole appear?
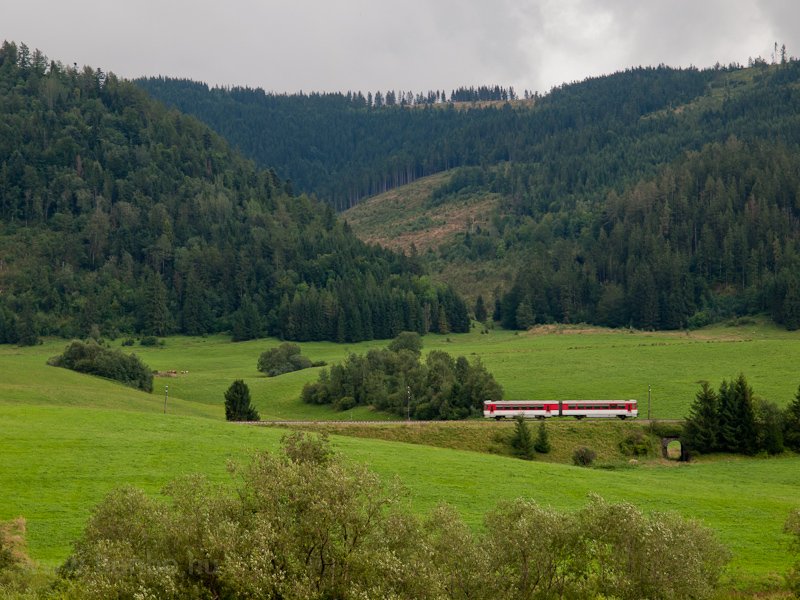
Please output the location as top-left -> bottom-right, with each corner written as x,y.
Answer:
164,385 -> 168,414
406,385 -> 411,422
647,385 -> 651,420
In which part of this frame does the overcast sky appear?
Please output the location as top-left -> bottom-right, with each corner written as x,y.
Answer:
4,1 -> 799,95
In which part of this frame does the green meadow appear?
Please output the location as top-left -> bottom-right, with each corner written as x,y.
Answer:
2,320 -> 800,590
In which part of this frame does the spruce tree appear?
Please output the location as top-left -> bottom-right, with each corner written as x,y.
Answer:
784,385 -> 800,452
683,382 -> 719,454
474,294 -> 488,322
534,420 -> 551,454
716,380 -> 737,452
511,415 -> 535,460
731,374 -> 758,455
224,380 -> 259,421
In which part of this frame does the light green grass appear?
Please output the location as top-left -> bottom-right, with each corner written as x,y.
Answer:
0,404 -> 797,588
131,320 -> 800,419
4,319 -> 800,422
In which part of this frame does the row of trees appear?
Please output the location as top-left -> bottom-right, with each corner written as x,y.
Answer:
48,434 -> 729,599
301,332 -> 502,419
0,41 -> 469,344
47,340 -> 153,392
683,375 -> 800,455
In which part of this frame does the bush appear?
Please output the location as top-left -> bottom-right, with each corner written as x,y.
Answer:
139,335 -> 159,347
619,431 -> 653,457
56,438 -> 730,600
48,340 -> 153,392
257,343 -> 321,377
572,446 -> 597,467
121,338 -> 135,347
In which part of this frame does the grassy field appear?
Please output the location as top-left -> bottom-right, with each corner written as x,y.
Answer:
113,320 -> 800,419
0,403 -> 797,589
2,322 -> 800,590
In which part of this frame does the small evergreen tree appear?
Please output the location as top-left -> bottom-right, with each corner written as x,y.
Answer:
784,385 -> 800,452
731,374 -> 758,455
511,415 -> 535,460
683,382 -> 719,454
534,420 -> 551,454
224,380 -> 259,421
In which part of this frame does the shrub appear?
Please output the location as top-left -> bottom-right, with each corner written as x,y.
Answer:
572,446 -> 597,467
619,431 -> 652,457
257,343 -> 321,377
139,335 -> 159,347
48,340 -> 153,392
121,338 -> 135,347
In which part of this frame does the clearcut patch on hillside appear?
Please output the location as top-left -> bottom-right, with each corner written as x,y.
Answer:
343,170 -> 500,254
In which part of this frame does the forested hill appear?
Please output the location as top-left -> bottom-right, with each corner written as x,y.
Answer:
0,41 -> 469,344
140,59 -> 800,331
136,68 -> 717,210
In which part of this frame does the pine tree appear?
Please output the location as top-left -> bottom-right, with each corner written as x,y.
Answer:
142,270 -> 170,336
683,382 -> 719,454
534,420 -> 551,454
224,380 -> 259,421
511,415 -> 535,460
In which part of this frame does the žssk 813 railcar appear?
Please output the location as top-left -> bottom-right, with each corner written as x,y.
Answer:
483,400 -> 638,420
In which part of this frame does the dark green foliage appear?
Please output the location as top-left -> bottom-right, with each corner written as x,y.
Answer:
683,382 -> 719,454
0,41 -> 469,344
510,415 -> 535,460
138,335 -> 159,347
784,386 -> 800,452
48,340 -> 153,392
572,447 -> 596,467
223,379 -> 259,421
618,431 -> 651,457
140,63 -> 800,333
301,333 -> 502,419
387,331 -> 423,356
685,375 -> 787,456
534,419 -> 551,454
754,398 -> 784,455
257,342 -> 321,377
474,294 -> 488,322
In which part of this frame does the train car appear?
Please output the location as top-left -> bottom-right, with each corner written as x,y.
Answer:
483,399 -> 638,420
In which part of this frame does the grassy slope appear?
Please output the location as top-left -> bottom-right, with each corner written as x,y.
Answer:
126,321 -> 800,420
0,404 -> 797,586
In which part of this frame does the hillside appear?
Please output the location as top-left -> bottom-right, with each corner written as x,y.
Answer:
0,41 -> 470,344
138,62 -> 800,331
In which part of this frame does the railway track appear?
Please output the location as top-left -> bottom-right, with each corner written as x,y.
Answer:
239,419 -> 684,426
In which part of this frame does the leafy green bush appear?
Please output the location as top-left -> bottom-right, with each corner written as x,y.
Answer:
139,336 -> 160,347
48,340 -> 153,392
57,435 -> 729,600
257,343 -> 323,377
572,446 -> 597,467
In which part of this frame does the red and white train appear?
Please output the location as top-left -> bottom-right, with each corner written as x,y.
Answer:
483,399 -> 638,420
